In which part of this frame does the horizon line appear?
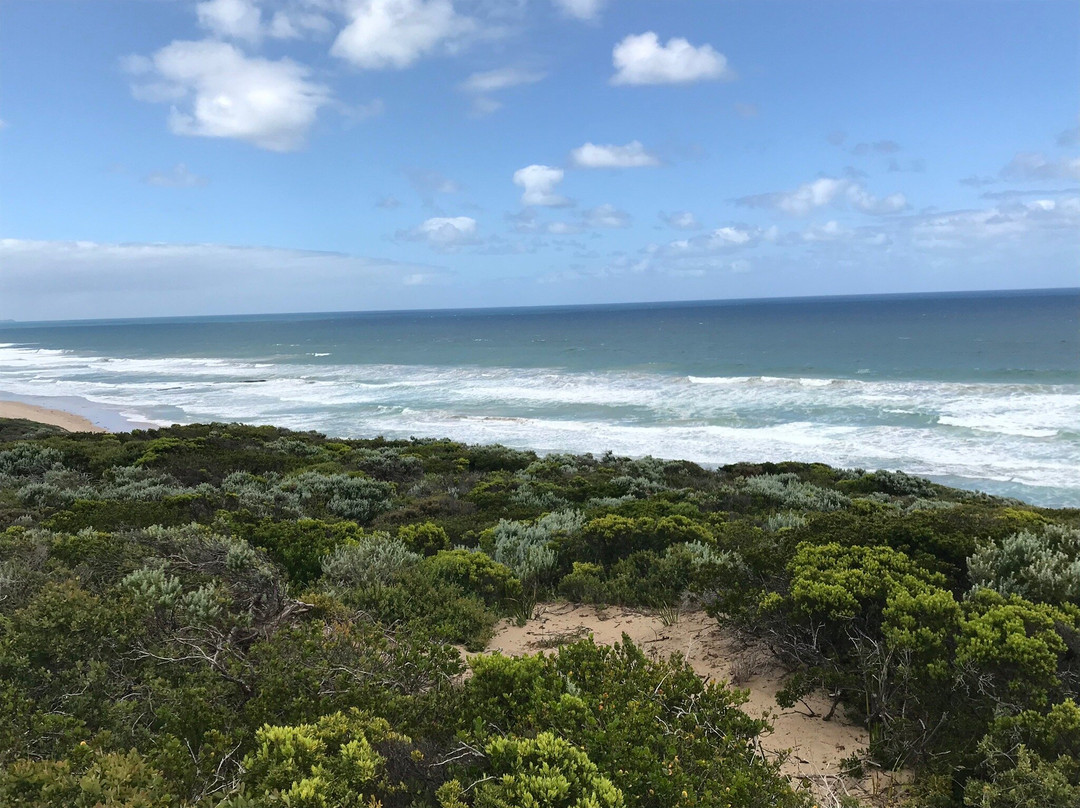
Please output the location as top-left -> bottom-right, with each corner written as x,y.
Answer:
2,285 -> 1077,328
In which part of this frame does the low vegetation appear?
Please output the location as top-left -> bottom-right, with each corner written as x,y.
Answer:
0,420 -> 1077,807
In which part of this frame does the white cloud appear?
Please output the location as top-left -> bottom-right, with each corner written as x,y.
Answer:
910,197 -> 1080,249
582,203 -> 630,228
401,216 -> 479,250
144,163 -> 209,188
553,0 -> 606,21
0,239 -> 444,320
459,67 -> 545,116
738,177 -> 907,216
800,220 -> 852,242
660,210 -> 701,230
569,140 -> 659,168
1001,152 -> 1080,182
459,67 -> 546,93
197,0 -> 264,42
127,40 -> 332,151
331,0 -> 473,69
513,164 -> 570,207
196,0 -> 333,42
611,32 -> 733,86
661,224 -> 770,257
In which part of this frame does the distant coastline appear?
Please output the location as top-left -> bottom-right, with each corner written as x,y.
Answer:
0,399 -> 107,433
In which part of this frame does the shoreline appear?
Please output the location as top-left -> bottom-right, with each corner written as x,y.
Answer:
0,392 -> 161,434
0,400 -> 108,433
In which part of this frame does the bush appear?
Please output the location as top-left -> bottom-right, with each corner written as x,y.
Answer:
968,524 -> 1080,605
322,534 -> 421,590
397,521 -> 451,556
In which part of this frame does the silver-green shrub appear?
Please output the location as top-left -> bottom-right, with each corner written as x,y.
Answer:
122,565 -> 184,610
492,510 -> 585,585
741,473 -> 850,512
321,535 -> 420,590
967,524 -> 1080,605
764,511 -> 808,532
0,443 -> 67,478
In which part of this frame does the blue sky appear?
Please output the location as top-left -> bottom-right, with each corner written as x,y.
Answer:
1,0 -> 1077,320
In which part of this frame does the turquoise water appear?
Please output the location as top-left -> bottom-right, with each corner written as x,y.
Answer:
1,289 -> 1077,506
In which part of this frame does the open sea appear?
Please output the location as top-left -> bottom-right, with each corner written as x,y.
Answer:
1,289 -> 1077,507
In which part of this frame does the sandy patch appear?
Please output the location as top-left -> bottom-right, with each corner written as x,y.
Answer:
0,400 -> 107,433
484,602 -> 907,806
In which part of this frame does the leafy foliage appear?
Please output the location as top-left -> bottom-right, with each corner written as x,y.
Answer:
0,418 -> 1074,807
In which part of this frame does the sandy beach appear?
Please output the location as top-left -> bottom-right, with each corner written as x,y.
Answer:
0,400 -> 108,433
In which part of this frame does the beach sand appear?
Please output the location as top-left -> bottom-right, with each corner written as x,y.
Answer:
0,400 -> 108,433
484,603 -> 909,806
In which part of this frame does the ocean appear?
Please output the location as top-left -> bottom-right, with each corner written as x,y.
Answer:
1,289 -> 1077,507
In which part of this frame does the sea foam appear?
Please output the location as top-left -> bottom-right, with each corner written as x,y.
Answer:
0,342 -> 1077,506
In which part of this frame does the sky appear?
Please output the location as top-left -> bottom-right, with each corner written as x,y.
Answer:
1,0 -> 1078,320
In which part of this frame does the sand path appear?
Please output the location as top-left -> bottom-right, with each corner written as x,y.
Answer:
485,602 -> 907,806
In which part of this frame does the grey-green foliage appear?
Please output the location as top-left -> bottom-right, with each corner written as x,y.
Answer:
220,471 -> 394,521
122,565 -> 184,610
741,473 -> 850,512
679,540 -> 733,569
178,584 -> 223,623
321,535 -> 420,590
903,497 -> 959,514
764,511 -> 808,532
289,471 -> 395,522
265,437 -> 325,457
16,466 -> 201,508
612,456 -> 677,498
968,524 -> 1080,605
493,510 -> 585,585
511,483 -> 570,512
110,466 -> 208,501
130,525 -> 287,626
0,443 -> 67,478
865,469 -> 938,497
221,471 -> 304,515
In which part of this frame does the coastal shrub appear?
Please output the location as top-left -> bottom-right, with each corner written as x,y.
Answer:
469,732 -> 624,808
463,639 -> 807,808
490,509 -> 585,585
764,510 -> 807,532
967,524 -> 1080,604
423,549 -> 521,608
321,534 -> 420,590
223,516 -> 365,585
558,561 -> 608,603
0,443 -> 69,479
222,710 -> 404,808
565,513 -> 714,567
397,521 -> 451,555
509,481 -> 571,513
0,749 -> 176,808
289,471 -> 396,523
741,473 -> 851,512
350,446 -> 424,482
840,469 -> 940,498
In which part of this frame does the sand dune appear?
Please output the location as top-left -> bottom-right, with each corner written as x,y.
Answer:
485,603 -> 908,807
